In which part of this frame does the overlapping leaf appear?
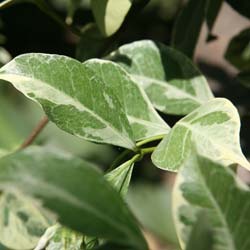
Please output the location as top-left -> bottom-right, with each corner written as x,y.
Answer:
84,59 -> 169,141
109,40 -> 213,115
0,54 -> 136,150
173,152 -> 250,250
152,98 -> 250,171
0,147 -> 147,250
91,0 -> 132,36
0,192 -> 53,250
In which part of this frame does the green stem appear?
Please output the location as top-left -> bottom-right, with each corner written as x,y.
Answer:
108,135 -> 164,172
106,149 -> 131,172
140,146 -> 156,155
136,134 -> 165,147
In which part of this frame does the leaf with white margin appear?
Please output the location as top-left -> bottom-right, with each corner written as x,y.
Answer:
109,40 -> 213,115
152,98 -> 250,171
173,152 -> 250,250
84,59 -> 169,141
91,0 -> 131,37
0,146 -> 147,250
0,54 -> 135,150
0,192 -> 53,250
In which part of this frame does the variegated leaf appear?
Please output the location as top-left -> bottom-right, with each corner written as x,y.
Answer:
109,40 -> 213,115
173,152 -> 250,250
152,98 -> 250,171
84,59 -> 169,141
0,54 -> 136,150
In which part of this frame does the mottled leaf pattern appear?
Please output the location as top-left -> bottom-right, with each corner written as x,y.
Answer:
84,59 -> 169,141
173,153 -> 250,250
0,192 -> 53,250
152,98 -> 250,171
110,40 -> 213,115
45,226 -> 84,250
0,54 -> 136,150
0,147 -> 147,250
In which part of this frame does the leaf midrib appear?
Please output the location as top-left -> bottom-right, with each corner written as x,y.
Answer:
0,176 -> 136,244
196,160 -> 236,250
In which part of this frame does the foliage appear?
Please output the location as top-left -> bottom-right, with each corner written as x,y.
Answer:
0,0 -> 250,250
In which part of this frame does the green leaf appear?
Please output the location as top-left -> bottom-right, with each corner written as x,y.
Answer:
0,192 -> 53,250
152,98 -> 250,171
91,0 -> 132,36
93,242 -> 131,250
45,226 -> 84,250
109,40 -> 213,115
0,147 -> 147,250
0,94 -> 26,153
185,212 -> 213,250
226,0 -> 250,19
205,0 -> 223,41
0,54 -> 136,150
127,183 -> 179,245
225,28 -> 250,71
105,161 -> 134,197
171,0 -> 206,58
84,59 -> 169,141
173,152 -> 250,250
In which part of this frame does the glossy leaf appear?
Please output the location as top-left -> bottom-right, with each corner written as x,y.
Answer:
84,59 -> 169,141
171,0 -> 206,58
105,161 -> 134,197
225,28 -> 250,71
173,152 -> 250,250
109,40 -> 213,115
0,147 -> 147,250
152,98 -> 250,171
91,0 -> 132,36
0,54 -> 136,150
0,192 -> 53,250
226,0 -> 250,19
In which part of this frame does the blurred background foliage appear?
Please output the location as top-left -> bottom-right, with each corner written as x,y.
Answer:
0,0 -> 250,249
